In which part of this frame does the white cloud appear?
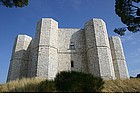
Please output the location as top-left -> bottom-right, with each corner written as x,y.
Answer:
128,48 -> 140,58
69,0 -> 82,10
129,68 -> 140,77
54,0 -> 93,10
25,0 -> 54,18
122,32 -> 137,42
136,48 -> 140,56
121,31 -> 140,46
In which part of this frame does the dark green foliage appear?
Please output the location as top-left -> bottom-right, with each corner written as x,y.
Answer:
114,28 -> 127,36
0,0 -> 28,8
115,0 -> 140,35
37,80 -> 56,93
54,71 -> 104,93
137,74 -> 140,78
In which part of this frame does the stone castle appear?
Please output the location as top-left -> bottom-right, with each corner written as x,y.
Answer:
7,18 -> 129,82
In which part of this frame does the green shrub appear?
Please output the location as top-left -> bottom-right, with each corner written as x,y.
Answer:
54,71 -> 104,93
37,80 -> 56,92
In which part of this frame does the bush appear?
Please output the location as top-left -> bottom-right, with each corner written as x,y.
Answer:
54,71 -> 104,93
137,74 -> 140,78
37,80 -> 56,92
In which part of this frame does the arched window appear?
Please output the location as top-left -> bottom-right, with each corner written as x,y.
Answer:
69,42 -> 75,50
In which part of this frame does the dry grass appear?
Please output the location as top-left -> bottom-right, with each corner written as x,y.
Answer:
102,78 -> 140,93
0,78 -> 46,93
0,77 -> 140,93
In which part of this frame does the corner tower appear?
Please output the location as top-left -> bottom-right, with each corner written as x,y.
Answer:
84,19 -> 115,79
7,35 -> 32,82
34,18 -> 58,79
109,36 -> 129,79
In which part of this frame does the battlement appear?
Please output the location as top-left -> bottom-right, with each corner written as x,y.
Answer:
7,18 -> 129,82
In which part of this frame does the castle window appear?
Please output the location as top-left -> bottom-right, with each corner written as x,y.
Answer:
71,61 -> 74,68
69,42 -> 75,50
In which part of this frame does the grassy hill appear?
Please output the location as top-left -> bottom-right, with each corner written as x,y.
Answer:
0,78 -> 44,93
102,78 -> 140,93
0,77 -> 140,93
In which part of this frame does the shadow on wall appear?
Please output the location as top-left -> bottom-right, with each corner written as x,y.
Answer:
69,29 -> 88,73
7,49 -> 30,81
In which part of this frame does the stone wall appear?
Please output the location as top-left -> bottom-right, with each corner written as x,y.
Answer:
84,19 -> 115,79
7,17 -> 130,82
7,35 -> 32,82
27,39 -> 37,77
109,36 -> 129,78
58,28 -> 87,73
35,18 -> 58,79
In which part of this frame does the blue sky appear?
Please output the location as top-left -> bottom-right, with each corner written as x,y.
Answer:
0,0 -> 140,83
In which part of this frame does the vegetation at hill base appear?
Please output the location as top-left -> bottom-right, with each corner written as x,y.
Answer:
0,71 -> 140,93
54,71 -> 104,93
102,78 -> 140,93
0,77 -> 44,92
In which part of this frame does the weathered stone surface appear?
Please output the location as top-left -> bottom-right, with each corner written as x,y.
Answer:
35,18 -> 58,79
58,28 -> 87,73
7,18 -> 129,82
84,19 -> 115,79
109,36 -> 129,79
7,35 -> 32,82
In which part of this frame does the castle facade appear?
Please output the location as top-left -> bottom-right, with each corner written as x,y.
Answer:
7,18 -> 129,81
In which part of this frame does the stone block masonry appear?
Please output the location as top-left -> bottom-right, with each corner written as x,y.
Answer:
109,36 -> 129,79
7,35 -> 32,81
34,18 -> 58,79
7,18 -> 129,82
84,19 -> 115,79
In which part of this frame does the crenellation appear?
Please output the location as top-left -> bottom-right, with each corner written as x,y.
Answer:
7,18 -> 129,82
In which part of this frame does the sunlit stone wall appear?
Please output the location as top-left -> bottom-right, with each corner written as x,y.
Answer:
7,18 -> 129,82
109,36 -> 129,79
84,19 -> 115,79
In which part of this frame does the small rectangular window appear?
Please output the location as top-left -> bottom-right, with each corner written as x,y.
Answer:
71,61 -> 74,67
69,42 -> 75,50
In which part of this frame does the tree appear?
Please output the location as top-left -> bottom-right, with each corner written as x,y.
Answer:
114,0 -> 140,36
136,74 -> 140,78
0,0 -> 28,8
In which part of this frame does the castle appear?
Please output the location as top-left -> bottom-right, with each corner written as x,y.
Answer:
7,18 -> 129,82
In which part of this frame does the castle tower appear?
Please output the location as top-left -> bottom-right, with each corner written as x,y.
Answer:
109,36 -> 129,79
7,35 -> 32,82
7,17 -> 130,82
34,18 -> 58,79
26,39 -> 35,77
84,19 -> 115,79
